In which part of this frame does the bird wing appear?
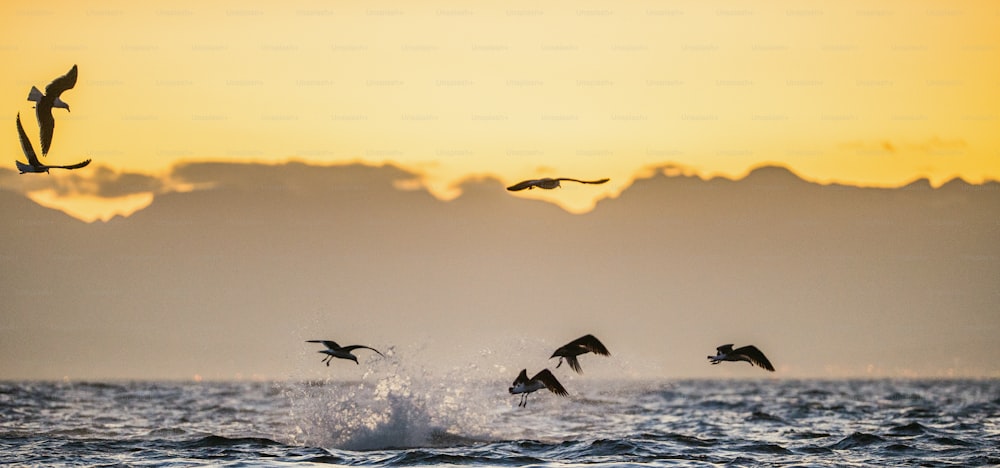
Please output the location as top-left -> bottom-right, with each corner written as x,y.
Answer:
534,369 -> 568,396
569,334 -> 611,356
51,159 -> 91,170
513,369 -> 529,385
734,345 -> 775,371
716,344 -> 735,354
45,64 -> 78,96
341,345 -> 384,357
15,114 -> 41,167
556,178 -> 610,185
37,107 -> 55,157
306,340 -> 341,350
506,179 -> 540,191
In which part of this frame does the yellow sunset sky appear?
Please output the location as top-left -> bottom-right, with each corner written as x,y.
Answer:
1,0 -> 998,221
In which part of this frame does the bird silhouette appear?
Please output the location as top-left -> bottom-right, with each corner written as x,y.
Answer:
508,369 -> 568,407
707,344 -> 775,371
26,64 -> 78,157
550,334 -> 611,374
14,113 -> 90,174
306,340 -> 384,366
506,177 -> 609,191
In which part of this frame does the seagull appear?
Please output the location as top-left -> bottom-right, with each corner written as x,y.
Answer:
506,177 -> 609,191
14,113 -> 90,174
508,369 -> 568,407
550,334 -> 611,374
306,340 -> 384,366
708,344 -> 775,371
27,64 -> 78,157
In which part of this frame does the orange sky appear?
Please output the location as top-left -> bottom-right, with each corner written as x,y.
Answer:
2,0 -> 998,221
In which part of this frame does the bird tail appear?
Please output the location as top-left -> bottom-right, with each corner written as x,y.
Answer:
27,86 -> 43,102
15,160 -> 39,174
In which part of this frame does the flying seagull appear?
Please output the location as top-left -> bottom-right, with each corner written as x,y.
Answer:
506,177 -> 609,191
14,113 -> 90,174
550,334 -> 611,374
27,64 -> 78,157
306,340 -> 384,366
708,344 -> 775,371
508,369 -> 568,407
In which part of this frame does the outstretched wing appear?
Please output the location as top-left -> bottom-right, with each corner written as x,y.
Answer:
46,64 -> 78,96
556,178 -> 609,185
716,344 -> 735,355
306,339 -> 341,350
341,345 -> 384,357
533,369 -> 568,396
52,159 -> 91,170
15,114 -> 40,167
506,179 -> 540,191
569,334 -> 611,356
734,345 -> 775,371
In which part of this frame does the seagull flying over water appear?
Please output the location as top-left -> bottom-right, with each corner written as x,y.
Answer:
306,340 -> 384,366
14,113 -> 90,174
550,334 -> 611,374
508,369 -> 568,407
27,64 -> 78,157
506,177 -> 609,191
707,344 -> 775,371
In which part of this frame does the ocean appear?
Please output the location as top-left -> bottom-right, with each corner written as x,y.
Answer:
1,376 -> 997,466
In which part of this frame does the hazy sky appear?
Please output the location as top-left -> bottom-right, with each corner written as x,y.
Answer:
1,0 -> 998,221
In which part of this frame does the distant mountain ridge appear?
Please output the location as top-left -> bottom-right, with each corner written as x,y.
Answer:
3,162 -> 997,225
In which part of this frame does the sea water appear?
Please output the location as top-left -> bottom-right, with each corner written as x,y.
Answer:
1,374 -> 997,466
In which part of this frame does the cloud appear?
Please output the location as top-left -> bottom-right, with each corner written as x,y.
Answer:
0,164 -> 165,197
0,160 -> 427,199
451,174 -> 507,192
168,160 -> 424,194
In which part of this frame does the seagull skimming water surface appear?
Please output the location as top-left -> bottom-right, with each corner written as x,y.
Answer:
550,334 -> 611,374
306,340 -> 384,366
707,344 -> 775,371
508,369 -> 568,407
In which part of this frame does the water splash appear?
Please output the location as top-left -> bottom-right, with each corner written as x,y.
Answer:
283,346 -> 504,450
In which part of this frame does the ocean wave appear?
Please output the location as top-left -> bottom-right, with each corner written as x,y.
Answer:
829,432 -> 885,450
1,379 -> 998,466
